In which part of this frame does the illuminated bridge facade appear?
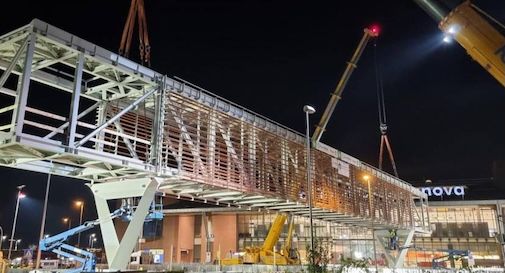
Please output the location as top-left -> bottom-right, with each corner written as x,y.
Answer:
0,20 -> 428,238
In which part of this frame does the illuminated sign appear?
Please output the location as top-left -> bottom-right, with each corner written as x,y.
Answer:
419,186 -> 465,197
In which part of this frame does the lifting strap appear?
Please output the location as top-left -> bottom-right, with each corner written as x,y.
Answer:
374,39 -> 399,178
119,0 -> 151,67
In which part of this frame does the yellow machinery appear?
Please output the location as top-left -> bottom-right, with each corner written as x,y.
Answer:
221,214 -> 299,265
414,0 -> 505,87
0,251 -> 6,273
311,27 -> 379,146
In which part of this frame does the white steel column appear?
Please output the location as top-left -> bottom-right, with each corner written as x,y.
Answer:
12,32 -> 36,136
88,177 -> 161,270
149,82 -> 165,171
67,52 -> 84,149
394,228 -> 416,268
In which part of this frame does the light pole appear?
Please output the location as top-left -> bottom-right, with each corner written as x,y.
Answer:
364,175 -> 378,272
14,239 -> 21,251
91,238 -> 97,249
1,235 -> 6,250
0,226 -> 3,250
88,233 -> 96,248
8,185 -> 26,260
75,201 -> 84,247
62,217 -> 72,229
303,105 -> 316,259
364,175 -> 373,218
36,172 -> 52,270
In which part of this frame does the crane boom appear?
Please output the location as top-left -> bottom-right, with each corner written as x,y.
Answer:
262,214 -> 287,251
414,0 -> 505,87
311,27 -> 379,146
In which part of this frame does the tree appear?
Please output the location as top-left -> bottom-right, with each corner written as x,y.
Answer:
306,239 -> 330,273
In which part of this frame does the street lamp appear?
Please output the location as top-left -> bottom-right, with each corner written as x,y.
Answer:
62,217 -> 72,229
75,201 -> 84,247
35,172 -> 52,270
1,235 -> 6,250
363,175 -> 378,271
88,233 -> 96,248
363,175 -> 372,216
14,239 -> 21,251
0,226 -> 3,250
303,105 -> 316,258
91,238 -> 97,249
8,185 -> 26,260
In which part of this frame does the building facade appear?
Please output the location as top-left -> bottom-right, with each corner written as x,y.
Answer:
117,198 -> 505,269
406,200 -> 505,268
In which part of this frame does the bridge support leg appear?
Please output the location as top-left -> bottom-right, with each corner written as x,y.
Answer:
394,228 -> 415,268
88,177 -> 161,270
373,230 -> 394,266
373,228 -> 416,268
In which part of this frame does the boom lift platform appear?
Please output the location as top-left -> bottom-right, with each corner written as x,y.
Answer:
432,249 -> 470,269
39,197 -> 163,273
39,207 -> 128,273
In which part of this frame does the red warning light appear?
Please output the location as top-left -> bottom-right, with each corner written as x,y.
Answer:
369,24 -> 380,36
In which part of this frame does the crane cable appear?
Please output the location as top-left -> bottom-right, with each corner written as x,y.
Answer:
119,0 -> 151,67
373,38 -> 399,178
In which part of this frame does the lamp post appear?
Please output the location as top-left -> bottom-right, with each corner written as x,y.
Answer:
303,105 -> 316,258
363,175 -> 373,217
0,226 -> 3,250
35,173 -> 52,270
91,238 -> 97,249
8,185 -> 26,260
62,217 -> 72,229
1,235 -> 6,250
14,239 -> 21,251
88,233 -> 96,248
75,201 -> 84,247
364,175 -> 378,272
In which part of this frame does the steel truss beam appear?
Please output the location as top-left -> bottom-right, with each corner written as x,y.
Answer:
75,86 -> 158,148
0,18 -> 430,249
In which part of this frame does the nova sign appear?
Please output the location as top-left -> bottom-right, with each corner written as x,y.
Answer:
419,186 -> 465,197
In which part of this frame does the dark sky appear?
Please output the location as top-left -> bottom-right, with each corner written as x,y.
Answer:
1,0 -> 504,247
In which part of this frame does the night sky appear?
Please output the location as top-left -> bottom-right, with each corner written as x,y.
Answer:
1,0 -> 504,247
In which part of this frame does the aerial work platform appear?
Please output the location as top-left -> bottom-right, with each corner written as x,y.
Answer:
0,20 -> 429,269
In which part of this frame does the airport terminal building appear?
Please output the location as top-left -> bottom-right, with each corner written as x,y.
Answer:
116,177 -> 505,269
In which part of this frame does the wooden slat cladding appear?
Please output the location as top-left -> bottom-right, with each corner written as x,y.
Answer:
162,92 -> 414,227
102,91 -> 415,227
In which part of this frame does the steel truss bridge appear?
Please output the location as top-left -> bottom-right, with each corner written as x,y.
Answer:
0,20 -> 429,269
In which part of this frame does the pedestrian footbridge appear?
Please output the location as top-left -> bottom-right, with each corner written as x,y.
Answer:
0,20 -> 429,269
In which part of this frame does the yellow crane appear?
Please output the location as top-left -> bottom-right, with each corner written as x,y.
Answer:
311,26 -> 379,146
414,0 -> 505,87
221,214 -> 299,265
